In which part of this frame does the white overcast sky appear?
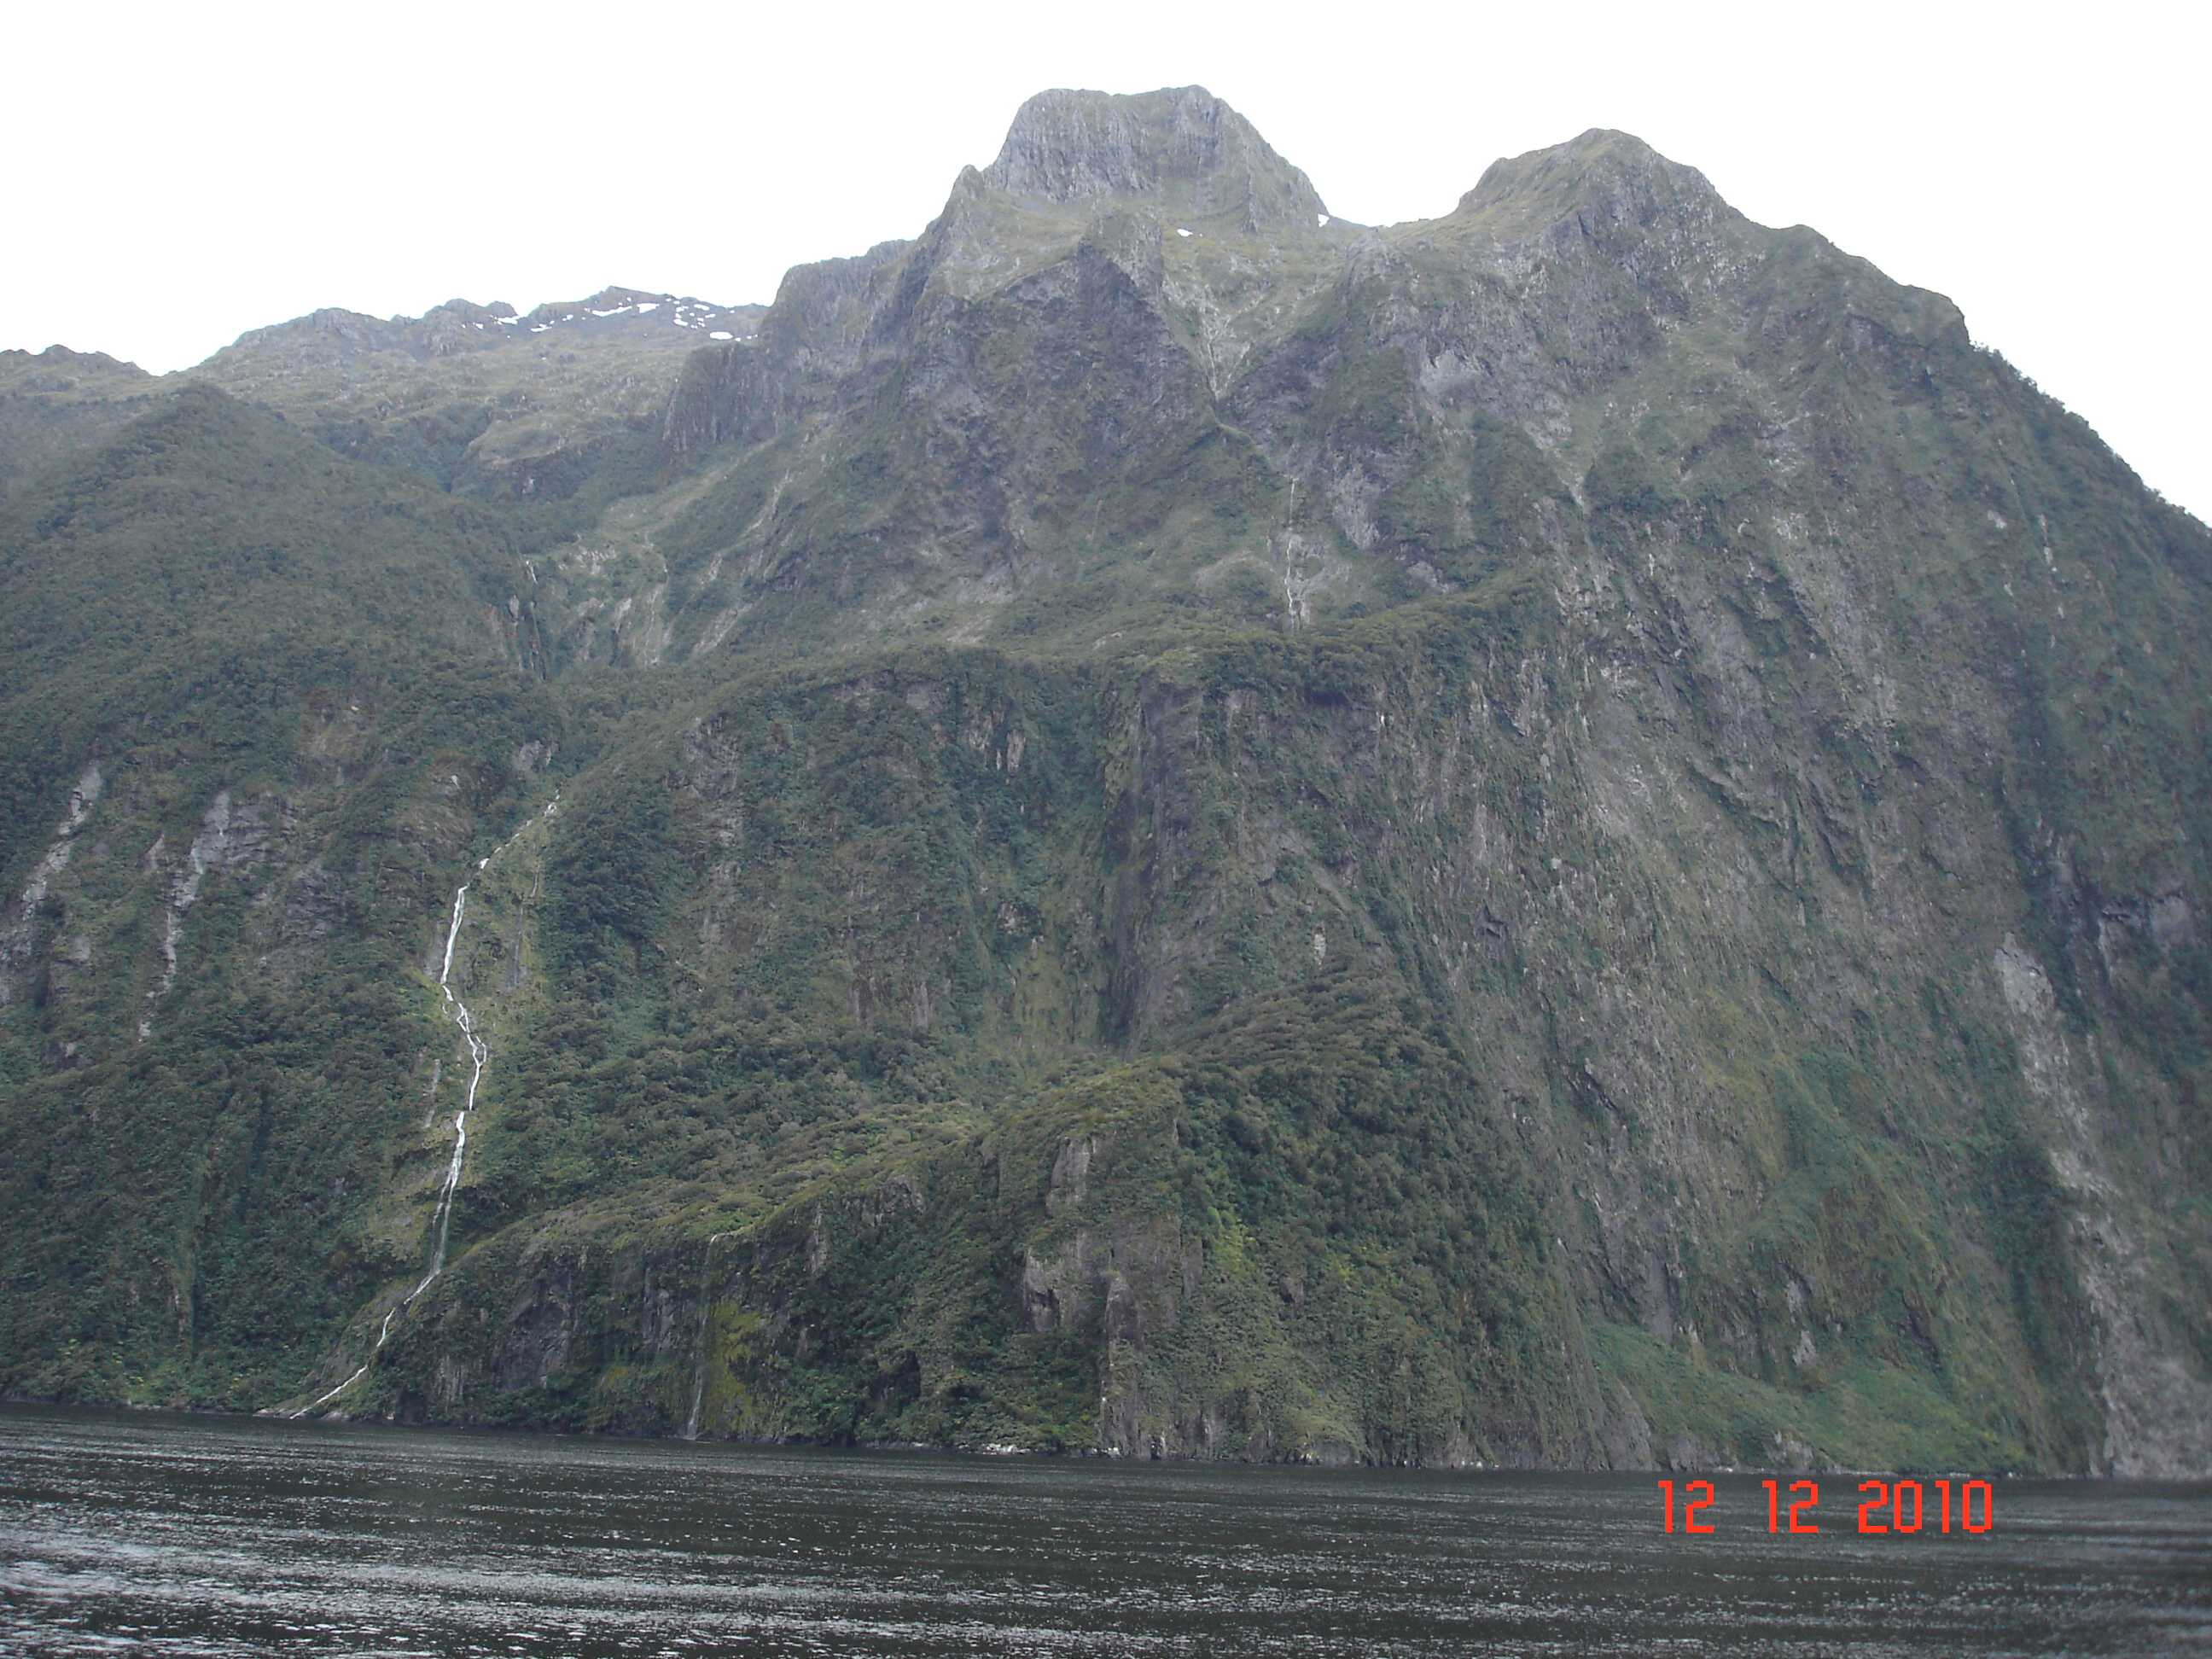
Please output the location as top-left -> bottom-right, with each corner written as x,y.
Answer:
4,0 -> 2205,521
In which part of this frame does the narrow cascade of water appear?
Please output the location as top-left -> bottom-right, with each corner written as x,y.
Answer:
683,1233 -> 726,1441
297,1305 -> 404,1417
415,884 -> 486,1295
290,793 -> 557,1417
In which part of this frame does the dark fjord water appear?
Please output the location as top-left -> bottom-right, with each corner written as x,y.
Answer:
2,1406 -> 2206,1656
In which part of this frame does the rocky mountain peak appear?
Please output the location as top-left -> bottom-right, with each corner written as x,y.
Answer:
980,84 -> 1327,234
1450,128 -> 1729,237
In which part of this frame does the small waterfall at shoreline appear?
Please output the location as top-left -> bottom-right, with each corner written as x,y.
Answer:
291,794 -> 557,1417
683,1232 -> 727,1442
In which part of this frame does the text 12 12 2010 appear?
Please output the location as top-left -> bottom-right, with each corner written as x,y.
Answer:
1656,1478 -> 1994,1534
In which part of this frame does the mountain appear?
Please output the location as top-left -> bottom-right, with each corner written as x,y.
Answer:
2,287 -> 766,504
193,286 -> 766,496
1,88 -> 2206,1477
0,346 -> 165,502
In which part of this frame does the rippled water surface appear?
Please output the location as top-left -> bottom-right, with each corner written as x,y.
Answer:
2,1406 -> 2207,1655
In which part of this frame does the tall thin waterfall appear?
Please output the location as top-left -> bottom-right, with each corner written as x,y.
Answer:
416,882 -> 486,1294
291,794 -> 556,1417
683,1232 -> 727,1442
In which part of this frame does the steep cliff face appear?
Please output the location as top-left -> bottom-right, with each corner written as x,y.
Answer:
981,85 -> 1330,231
640,125 -> 1982,679
1,90 -> 2206,1474
347,585 -> 2201,1472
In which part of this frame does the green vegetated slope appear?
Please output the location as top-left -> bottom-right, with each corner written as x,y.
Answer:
0,347 -> 167,504
1,89 -> 2206,1475
0,387 -> 579,1403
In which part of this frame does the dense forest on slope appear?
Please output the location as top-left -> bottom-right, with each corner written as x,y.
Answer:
2,90 -> 2206,1475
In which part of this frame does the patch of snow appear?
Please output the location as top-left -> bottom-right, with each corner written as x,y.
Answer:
635,301 -> 659,313
709,330 -> 734,341
529,323 -> 550,333
1175,227 -> 1192,238
495,315 -> 520,325
590,305 -> 632,317
1317,213 -> 1330,228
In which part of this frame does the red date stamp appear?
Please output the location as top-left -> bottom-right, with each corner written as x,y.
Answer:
1657,1478 -> 1994,1534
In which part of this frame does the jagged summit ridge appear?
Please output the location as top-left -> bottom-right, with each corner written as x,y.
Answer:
981,85 -> 1327,232
211,286 -> 754,366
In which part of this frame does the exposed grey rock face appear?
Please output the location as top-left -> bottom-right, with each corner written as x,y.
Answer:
1455,126 -> 1726,231
0,762 -> 102,1005
661,242 -> 909,457
139,790 -> 275,1040
982,85 -> 1328,231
